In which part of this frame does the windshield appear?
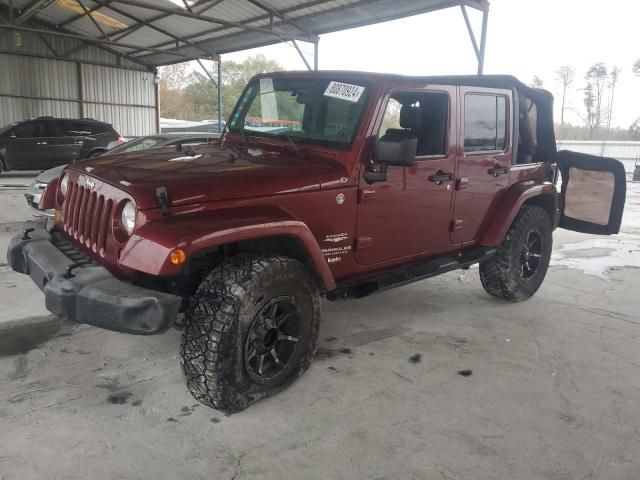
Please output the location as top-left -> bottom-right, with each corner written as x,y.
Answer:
228,77 -> 369,150
105,136 -> 170,155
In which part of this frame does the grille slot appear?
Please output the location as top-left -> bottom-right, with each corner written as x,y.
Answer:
62,180 -> 113,256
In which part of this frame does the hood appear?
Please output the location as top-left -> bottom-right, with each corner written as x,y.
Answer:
37,164 -> 66,184
66,142 -> 348,210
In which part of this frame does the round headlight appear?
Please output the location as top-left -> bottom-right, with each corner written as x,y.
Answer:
121,201 -> 137,235
59,174 -> 69,196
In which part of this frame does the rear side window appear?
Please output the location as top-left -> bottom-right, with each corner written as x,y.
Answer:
464,94 -> 508,153
86,123 -> 111,134
62,121 -> 91,136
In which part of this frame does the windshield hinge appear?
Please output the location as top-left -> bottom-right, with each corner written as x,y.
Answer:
155,186 -> 171,216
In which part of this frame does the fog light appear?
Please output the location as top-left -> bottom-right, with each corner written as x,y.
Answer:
170,249 -> 186,265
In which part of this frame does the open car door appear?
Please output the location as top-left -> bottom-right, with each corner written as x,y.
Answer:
556,150 -> 626,235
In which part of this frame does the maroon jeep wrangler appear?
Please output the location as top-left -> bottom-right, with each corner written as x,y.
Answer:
8,72 -> 626,412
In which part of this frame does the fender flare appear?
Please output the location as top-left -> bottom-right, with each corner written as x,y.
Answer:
480,182 -> 559,247
118,207 -> 336,292
86,148 -> 106,158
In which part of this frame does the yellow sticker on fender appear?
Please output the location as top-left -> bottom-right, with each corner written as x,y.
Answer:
324,81 -> 365,103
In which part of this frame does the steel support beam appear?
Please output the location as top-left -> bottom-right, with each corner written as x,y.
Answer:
314,39 -> 318,70
460,5 -> 479,60
77,0 -> 110,40
477,7 -> 488,75
217,58 -> 222,133
292,39 -> 312,71
0,24 -> 197,59
91,0 -> 214,58
14,0 -> 54,25
110,0 -> 314,42
197,58 -> 217,87
246,0 -> 315,39
57,1 -> 110,28
459,3 -> 488,75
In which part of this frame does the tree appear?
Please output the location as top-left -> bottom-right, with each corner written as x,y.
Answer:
158,54 -> 284,121
158,63 -> 191,119
606,66 -> 621,131
583,62 -> 608,137
633,58 -> 640,77
530,75 -> 544,88
554,65 -> 575,125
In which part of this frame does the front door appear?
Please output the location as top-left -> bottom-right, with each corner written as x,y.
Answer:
4,121 -> 49,170
557,150 -> 626,234
355,85 -> 457,266
450,87 -> 513,244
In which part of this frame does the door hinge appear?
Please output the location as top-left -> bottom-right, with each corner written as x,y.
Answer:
357,189 -> 376,203
356,236 -> 374,250
450,219 -> 463,232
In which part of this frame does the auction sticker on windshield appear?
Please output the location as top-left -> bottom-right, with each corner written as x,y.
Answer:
324,81 -> 365,103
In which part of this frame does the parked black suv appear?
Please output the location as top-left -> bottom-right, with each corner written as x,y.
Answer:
0,117 -> 121,174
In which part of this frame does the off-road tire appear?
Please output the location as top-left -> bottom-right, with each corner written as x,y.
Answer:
479,205 -> 552,302
181,254 -> 321,413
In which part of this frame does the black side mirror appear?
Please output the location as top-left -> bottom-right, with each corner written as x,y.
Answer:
374,134 -> 417,167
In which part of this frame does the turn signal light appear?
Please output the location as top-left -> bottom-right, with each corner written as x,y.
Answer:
170,249 -> 186,265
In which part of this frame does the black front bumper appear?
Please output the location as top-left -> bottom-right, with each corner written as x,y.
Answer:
7,226 -> 181,335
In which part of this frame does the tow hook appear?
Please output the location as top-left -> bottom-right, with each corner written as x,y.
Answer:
64,263 -> 82,279
22,227 -> 35,240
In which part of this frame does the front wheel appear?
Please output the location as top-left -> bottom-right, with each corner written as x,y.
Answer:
480,205 -> 552,302
181,254 -> 321,413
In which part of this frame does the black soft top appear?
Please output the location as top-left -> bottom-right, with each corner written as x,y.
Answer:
260,71 -> 553,104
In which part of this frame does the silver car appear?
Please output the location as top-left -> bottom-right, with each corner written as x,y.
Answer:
26,132 -> 219,216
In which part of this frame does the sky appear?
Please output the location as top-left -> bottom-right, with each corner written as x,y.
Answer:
218,0 -> 639,129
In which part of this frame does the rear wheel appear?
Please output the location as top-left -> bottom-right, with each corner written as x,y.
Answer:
480,205 -> 552,302
180,254 -> 320,413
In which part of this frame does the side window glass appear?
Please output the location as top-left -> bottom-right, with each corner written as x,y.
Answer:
378,92 -> 448,156
41,121 -> 64,137
517,97 -> 538,164
379,98 -> 402,137
497,97 -> 507,150
12,122 -> 38,138
464,94 -> 508,153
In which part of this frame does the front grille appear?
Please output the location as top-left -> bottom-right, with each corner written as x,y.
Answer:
62,180 -> 114,255
52,231 -> 96,267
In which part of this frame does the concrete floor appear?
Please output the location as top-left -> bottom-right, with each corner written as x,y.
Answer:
1,173 -> 639,480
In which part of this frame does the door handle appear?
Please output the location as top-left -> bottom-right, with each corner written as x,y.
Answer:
488,166 -> 510,176
428,170 -> 454,184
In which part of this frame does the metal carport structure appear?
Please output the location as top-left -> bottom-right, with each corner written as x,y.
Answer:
0,0 -> 490,134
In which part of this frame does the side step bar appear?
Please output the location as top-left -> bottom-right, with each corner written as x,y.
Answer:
327,247 -> 496,301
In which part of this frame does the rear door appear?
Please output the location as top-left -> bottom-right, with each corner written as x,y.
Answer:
57,120 -> 86,164
450,87 -> 513,244
43,120 -> 82,168
556,150 -> 626,234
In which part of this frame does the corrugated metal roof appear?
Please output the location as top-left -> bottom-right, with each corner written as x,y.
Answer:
0,0 -> 488,67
